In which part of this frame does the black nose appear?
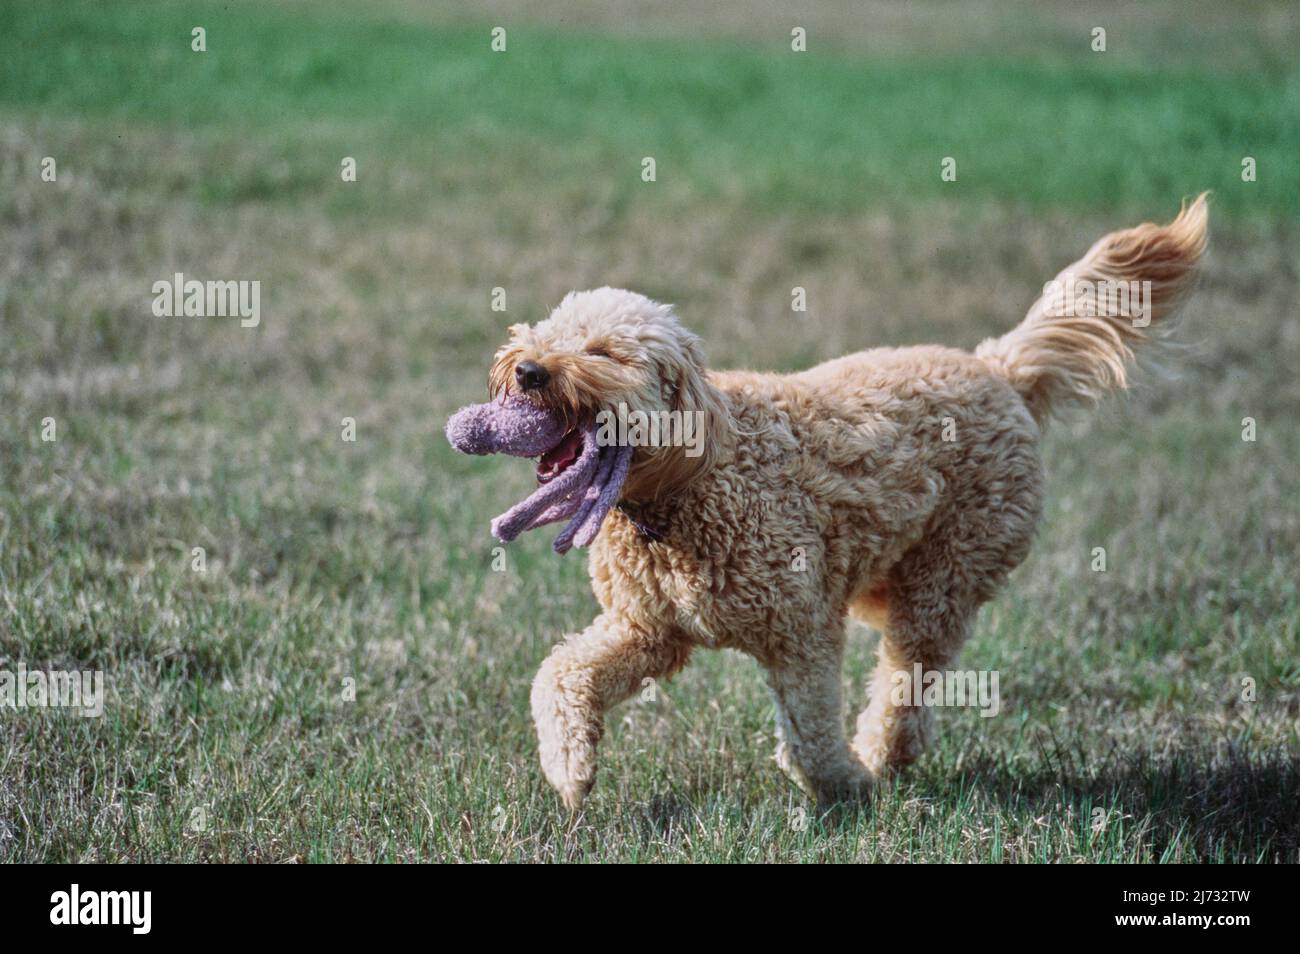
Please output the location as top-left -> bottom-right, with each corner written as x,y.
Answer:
514,360 -> 549,391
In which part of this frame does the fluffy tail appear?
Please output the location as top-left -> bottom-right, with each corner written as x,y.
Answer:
976,194 -> 1208,424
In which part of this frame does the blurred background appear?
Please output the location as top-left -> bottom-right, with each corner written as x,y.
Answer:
0,0 -> 1296,861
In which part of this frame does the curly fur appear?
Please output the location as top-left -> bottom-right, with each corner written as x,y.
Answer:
484,197 -> 1208,809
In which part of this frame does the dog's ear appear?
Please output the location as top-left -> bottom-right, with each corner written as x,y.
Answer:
626,330 -> 729,501
666,351 -> 713,418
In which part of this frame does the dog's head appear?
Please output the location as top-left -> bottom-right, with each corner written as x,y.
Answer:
448,288 -> 726,551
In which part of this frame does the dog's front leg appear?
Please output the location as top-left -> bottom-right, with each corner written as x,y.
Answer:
530,613 -> 689,810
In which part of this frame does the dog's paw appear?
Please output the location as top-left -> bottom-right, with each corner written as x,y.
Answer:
853,704 -> 931,777
827,773 -> 875,804
531,665 -> 600,811
776,739 -> 874,803
534,703 -> 597,807
535,724 -> 598,811
810,764 -> 874,804
852,731 -> 892,779
555,776 -> 594,812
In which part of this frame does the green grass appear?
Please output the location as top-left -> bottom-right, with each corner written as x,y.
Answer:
0,0 -> 1297,862
0,0 -> 1293,219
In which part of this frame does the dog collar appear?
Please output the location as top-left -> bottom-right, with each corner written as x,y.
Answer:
616,502 -> 666,543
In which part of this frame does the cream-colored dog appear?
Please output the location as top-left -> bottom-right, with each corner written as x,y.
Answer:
449,196 -> 1208,808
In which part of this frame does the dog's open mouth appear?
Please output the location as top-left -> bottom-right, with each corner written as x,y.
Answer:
445,397 -> 635,553
536,426 -> 584,484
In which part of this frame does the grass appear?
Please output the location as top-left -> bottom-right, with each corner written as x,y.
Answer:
1,0 -> 1294,218
0,0 -> 1297,862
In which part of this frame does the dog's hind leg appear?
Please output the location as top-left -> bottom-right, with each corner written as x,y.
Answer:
851,502 -> 1036,774
531,613 -> 690,810
767,633 -> 872,802
851,583 -> 975,777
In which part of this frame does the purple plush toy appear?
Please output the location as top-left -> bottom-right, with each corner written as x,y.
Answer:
445,396 -> 634,553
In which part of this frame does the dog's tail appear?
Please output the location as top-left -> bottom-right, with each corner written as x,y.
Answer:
975,194 -> 1208,424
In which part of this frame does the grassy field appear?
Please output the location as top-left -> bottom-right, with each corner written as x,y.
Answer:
0,0 -> 1296,862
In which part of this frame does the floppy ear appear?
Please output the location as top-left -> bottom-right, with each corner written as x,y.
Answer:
667,337 -> 720,419
629,327 -> 729,500
679,346 -> 728,457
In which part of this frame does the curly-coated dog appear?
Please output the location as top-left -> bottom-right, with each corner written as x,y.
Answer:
447,195 -> 1208,809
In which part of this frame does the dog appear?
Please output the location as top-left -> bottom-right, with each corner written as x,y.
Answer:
446,195 -> 1208,809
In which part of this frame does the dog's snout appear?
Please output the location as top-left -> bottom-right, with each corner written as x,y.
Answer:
515,360 -> 550,391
